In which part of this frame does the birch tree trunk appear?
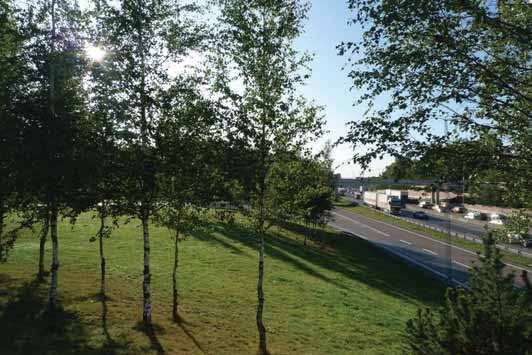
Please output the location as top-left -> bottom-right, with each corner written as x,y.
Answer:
98,212 -> 106,296
256,172 -> 268,355
135,4 -> 153,330
37,216 -> 49,281
141,213 -> 152,328
48,206 -> 59,309
172,229 -> 179,322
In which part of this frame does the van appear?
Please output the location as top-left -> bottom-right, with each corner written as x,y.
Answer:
451,206 -> 465,213
464,211 -> 481,220
418,201 -> 432,209
489,213 -> 506,225
433,205 -> 449,213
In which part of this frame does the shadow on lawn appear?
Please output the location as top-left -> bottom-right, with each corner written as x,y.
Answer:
202,221 -> 347,289
197,220 -> 445,306
0,273 -> 16,297
133,321 -> 165,355
188,225 -> 248,256
175,314 -> 205,354
0,277 -> 129,355
147,328 -> 165,355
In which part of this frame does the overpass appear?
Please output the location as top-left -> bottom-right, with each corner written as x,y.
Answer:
335,178 -> 462,205
335,178 -> 461,189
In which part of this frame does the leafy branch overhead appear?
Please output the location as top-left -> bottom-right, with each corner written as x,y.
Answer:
338,0 -> 531,206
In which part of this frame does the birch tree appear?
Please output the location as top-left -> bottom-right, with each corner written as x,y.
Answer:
268,150 -> 334,245
90,0 -> 205,329
13,0 -> 93,309
36,209 -> 50,280
215,1 -> 323,352
157,79 -> 221,320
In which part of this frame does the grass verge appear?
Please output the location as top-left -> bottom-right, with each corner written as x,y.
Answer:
0,212 -> 445,354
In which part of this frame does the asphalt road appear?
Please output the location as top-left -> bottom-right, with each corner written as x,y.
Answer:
403,205 -> 488,235
329,207 -> 532,288
346,195 -> 531,254
401,205 -> 532,255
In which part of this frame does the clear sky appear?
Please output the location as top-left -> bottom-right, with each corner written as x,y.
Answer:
294,1 -> 393,178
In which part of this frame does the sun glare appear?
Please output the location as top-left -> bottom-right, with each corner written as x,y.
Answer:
85,43 -> 106,63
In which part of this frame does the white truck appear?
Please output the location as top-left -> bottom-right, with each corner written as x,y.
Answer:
363,191 -> 402,215
385,189 -> 408,207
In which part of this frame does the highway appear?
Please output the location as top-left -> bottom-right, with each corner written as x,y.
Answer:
329,207 -> 532,288
403,205 -> 488,235
401,205 -> 532,255
345,195 -> 531,255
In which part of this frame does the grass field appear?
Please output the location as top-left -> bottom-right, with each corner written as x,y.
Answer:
0,212 -> 445,354
335,198 -> 532,267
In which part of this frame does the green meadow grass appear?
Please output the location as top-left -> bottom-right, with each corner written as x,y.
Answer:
0,212 -> 444,354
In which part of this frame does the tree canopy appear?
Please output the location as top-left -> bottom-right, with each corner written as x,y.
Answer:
339,0 -> 531,208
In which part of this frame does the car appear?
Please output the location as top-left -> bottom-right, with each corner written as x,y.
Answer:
433,205 -> 449,213
418,201 -> 432,209
464,211 -> 477,220
451,206 -> 465,213
413,211 -> 429,219
522,238 -> 532,248
350,200 -> 359,207
489,213 -> 507,225
464,211 -> 487,220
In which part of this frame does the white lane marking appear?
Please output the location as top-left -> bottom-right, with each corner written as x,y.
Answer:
330,223 -> 466,287
340,210 -> 476,255
337,209 -> 532,273
331,211 -> 390,237
504,262 -> 531,272
423,248 -> 438,256
400,240 -> 412,245
329,223 -> 370,241
453,260 -> 472,269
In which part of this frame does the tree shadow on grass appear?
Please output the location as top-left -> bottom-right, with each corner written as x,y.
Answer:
70,291 -> 127,351
198,220 -> 445,307
133,322 -> 165,355
204,222 -> 353,289
0,279 -> 92,354
97,292 -> 119,350
174,314 -> 205,354
0,277 -> 130,355
188,225 -> 249,256
0,273 -> 16,297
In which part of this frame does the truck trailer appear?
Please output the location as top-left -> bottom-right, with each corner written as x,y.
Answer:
385,189 -> 408,207
363,191 -> 402,215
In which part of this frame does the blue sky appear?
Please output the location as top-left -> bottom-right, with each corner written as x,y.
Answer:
294,1 -> 394,178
